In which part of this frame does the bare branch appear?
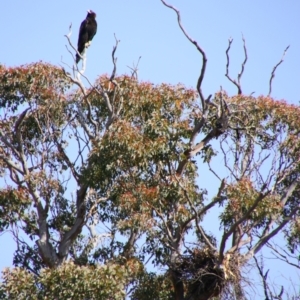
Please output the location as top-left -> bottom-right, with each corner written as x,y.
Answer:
161,0 -> 207,110
227,236 -> 251,254
267,243 -> 300,269
253,256 -> 271,300
225,36 -> 248,95
61,67 -> 86,96
253,205 -> 300,257
64,30 -> 86,75
110,34 -> 120,81
268,45 -> 290,96
201,179 -> 226,217
58,184 -> 88,259
238,35 -> 248,85
207,161 -> 222,181
127,56 -> 142,80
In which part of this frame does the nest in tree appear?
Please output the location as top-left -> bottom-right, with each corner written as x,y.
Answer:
173,248 -> 238,300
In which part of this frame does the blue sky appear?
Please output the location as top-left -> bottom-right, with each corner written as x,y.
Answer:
1,0 -> 300,296
1,1 -> 299,100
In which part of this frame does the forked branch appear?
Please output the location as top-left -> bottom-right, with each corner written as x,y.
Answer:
64,24 -> 87,76
225,36 -> 248,95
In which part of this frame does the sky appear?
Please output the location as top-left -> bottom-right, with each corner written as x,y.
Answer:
1,0 -> 300,296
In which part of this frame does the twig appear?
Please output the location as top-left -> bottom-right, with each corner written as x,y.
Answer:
267,242 -> 300,269
238,35 -> 248,86
127,56 -> 142,80
161,0 -> 207,111
268,45 -> 290,96
253,256 -> 271,300
110,34 -> 120,81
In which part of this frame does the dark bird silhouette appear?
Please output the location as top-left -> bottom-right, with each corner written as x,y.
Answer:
76,10 -> 97,63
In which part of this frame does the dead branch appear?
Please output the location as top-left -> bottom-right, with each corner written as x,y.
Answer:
267,242 -> 300,269
62,32 -> 123,132
238,35 -> 248,86
207,161 -> 222,181
127,56 -> 142,80
253,256 -> 271,300
61,67 -> 86,95
161,0 -> 208,110
64,24 -> 87,75
268,45 -> 290,96
225,36 -> 248,95
110,34 -> 120,81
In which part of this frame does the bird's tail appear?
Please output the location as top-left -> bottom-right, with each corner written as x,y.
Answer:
76,53 -> 81,64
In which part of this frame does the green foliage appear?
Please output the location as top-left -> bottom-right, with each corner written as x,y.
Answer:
0,61 -> 300,299
0,261 -> 139,299
131,272 -> 174,300
0,188 -> 31,231
0,62 -> 70,112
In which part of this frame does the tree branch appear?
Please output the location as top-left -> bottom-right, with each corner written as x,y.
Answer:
268,243 -> 300,269
219,188 -> 268,262
161,0 -> 208,110
110,34 -> 120,82
198,179 -> 226,217
268,45 -> 290,96
238,35 -> 248,87
0,154 -> 24,174
53,134 -> 80,182
225,36 -> 248,95
253,256 -> 271,300
64,24 -> 87,75
177,178 -> 217,251
252,205 -> 300,257
58,183 -> 88,259
176,127 -> 223,176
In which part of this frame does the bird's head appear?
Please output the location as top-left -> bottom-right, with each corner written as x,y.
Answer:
87,10 -> 96,19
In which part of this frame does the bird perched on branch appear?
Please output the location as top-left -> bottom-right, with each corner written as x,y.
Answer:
76,10 -> 97,63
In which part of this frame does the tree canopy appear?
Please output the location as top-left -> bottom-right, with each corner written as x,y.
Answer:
0,3 -> 299,300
